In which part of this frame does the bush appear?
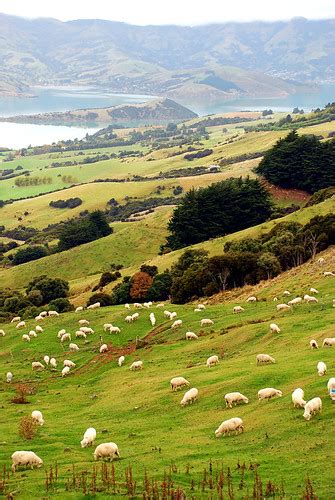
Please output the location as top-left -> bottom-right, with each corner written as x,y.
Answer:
49,197 -> 82,209
58,210 -> 112,251
26,276 -> 69,304
87,293 -> 113,307
11,384 -> 31,404
48,298 -> 74,313
130,272 -> 153,300
18,416 -> 37,440
12,245 -> 48,265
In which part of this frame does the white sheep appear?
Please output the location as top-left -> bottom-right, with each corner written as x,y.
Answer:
31,410 -> 44,426
131,313 -> 139,321
133,303 -> 142,309
48,310 -> 59,317
200,318 -> 214,327
63,360 -> 76,368
125,315 -> 133,323
233,306 -> 245,313
81,427 -> 97,448
303,397 -> 322,420
317,361 -> 327,376
32,362 -> 44,371
22,334 -> 30,342
100,344 -> 108,353
43,355 -> 50,365
215,417 -> 244,437
292,388 -> 306,408
0,329 -> 5,337
93,442 -> 120,461
130,360 -> 143,371
62,366 -> 70,377
224,392 -> 249,408
11,316 -> 21,323
180,388 -> 198,406
75,306 -> 84,313
327,378 -> 335,399
61,333 -> 71,343
164,310 -> 172,318
69,343 -> 80,352
169,312 -> 177,320
16,321 -> 26,329
35,315 -> 44,322
323,271 -> 335,276
87,302 -> 100,310
322,338 -> 335,347
79,319 -> 89,326
156,303 -> 165,308
273,297 -> 278,302
276,303 -> 291,312
40,311 -> 48,317
258,388 -> 282,400
270,323 -> 280,334
149,313 -> 156,327
125,303 -> 130,309
35,325 -> 43,333
186,331 -> 198,340
310,288 -> 319,294
104,323 -> 113,331
288,297 -> 302,305
11,451 -> 43,472
57,329 -> 66,338
197,304 -> 206,310
283,290 -> 291,296
206,355 -> 219,367
246,296 -> 257,303
172,319 -> 182,329
109,326 -> 121,334
29,330 -> 37,338
170,376 -> 190,391
304,294 -> 318,303
194,308 -> 202,312
317,257 -> 325,264
6,372 -> 13,383
75,331 -> 87,339
50,358 -> 57,369
256,354 -> 275,365
80,326 -> 94,334
143,302 -> 151,308
310,339 -> 319,349
118,355 -> 125,367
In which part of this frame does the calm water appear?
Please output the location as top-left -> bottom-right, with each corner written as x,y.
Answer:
0,84 -> 334,149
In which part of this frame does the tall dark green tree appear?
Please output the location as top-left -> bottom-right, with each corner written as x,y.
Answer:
58,210 -> 112,251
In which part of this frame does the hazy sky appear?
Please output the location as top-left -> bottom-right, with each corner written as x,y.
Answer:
0,0 -> 334,25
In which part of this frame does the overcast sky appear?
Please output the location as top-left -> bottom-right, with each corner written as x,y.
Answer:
0,0 -> 334,25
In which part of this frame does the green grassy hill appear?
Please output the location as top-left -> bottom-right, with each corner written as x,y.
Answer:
0,246 -> 334,497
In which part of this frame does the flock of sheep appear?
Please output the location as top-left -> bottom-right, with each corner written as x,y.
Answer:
2,266 -> 335,474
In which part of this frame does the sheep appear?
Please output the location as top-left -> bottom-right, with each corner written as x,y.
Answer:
133,303 -> 143,309
276,303 -> 291,312
57,329 -> 66,338
11,316 -> 21,323
224,392 -> 249,408
79,319 -> 89,326
43,355 -> 50,365
327,378 -> 335,399
186,331 -> 198,340
288,297 -> 302,305
194,308 -> 202,312
40,311 -> 48,317
125,315 -> 133,323
118,355 -> 125,367
62,366 -> 70,377
32,362 -> 44,371
16,321 -> 26,329
63,360 -> 76,368
130,361 -> 143,371
6,372 -> 13,383
200,318 -> 214,327
156,303 -> 165,308
11,451 -> 43,472
169,312 -> 177,320
283,290 -> 291,296
172,319 -> 182,329
81,427 -> 97,448
103,323 -> 113,331
322,338 -> 335,347
93,442 -> 120,461
206,355 -> 219,367
215,417 -> 244,437
100,344 -> 108,353
270,323 -> 280,334
69,343 -> 80,352
61,333 -> 71,343
31,410 -> 44,426
323,271 -> 335,276
29,330 -> 37,338
131,313 -> 139,321
149,313 -> 156,327
164,310 -> 172,318
75,331 -> 87,339
143,302 -> 151,308
258,388 -> 282,400
310,339 -> 319,349
256,354 -> 275,365
125,303 -> 130,309
291,388 -> 306,408
303,397 -> 322,420
246,296 -> 257,303
0,329 -> 5,337
197,304 -> 206,310
22,334 -> 30,342
80,326 -> 94,334
317,257 -> 325,264
304,294 -> 318,303
310,288 -> 319,294
50,358 -> 57,369
75,306 -> 84,313
273,297 -> 278,302
87,302 -> 100,310
180,388 -> 199,406
48,310 -> 59,317
317,361 -> 327,376
35,315 -> 44,322
109,326 -> 121,334
170,376 -> 190,391
233,306 -> 245,313
35,325 -> 43,333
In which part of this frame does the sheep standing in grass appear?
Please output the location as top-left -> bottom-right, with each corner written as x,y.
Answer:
256,354 -> 275,365
156,303 -> 165,308
164,310 -> 171,318
61,333 -> 71,343
246,296 -> 257,303
35,326 -> 43,333
48,310 -> 59,317
11,451 -> 43,472
258,388 -> 282,400
50,358 -> 57,369
310,288 -> 319,294
292,388 -> 306,408
0,329 -> 5,337
125,315 -> 133,323
94,443 -> 119,461
63,360 -> 76,368
149,313 -> 156,327
215,417 -> 244,437
206,355 -> 219,367
79,319 -> 89,326
40,311 -> 48,318
310,340 -> 319,349
304,295 -> 318,304
172,320 -> 182,329
276,304 -> 291,312
180,388 -> 198,406
125,303 -> 130,309
118,355 -> 125,367
80,326 -> 94,334
322,338 -> 335,347
303,397 -> 322,420
43,356 -> 50,365
75,331 -> 87,339
110,326 -> 121,334
170,312 -> 177,320
288,297 -> 302,305
69,343 -> 80,352
233,306 -> 245,313
100,344 -> 108,353
62,366 -> 70,377
57,329 -> 66,338
130,361 -> 143,371
16,321 -> 26,329
186,331 -> 198,340
32,410 -> 44,426
131,313 -> 139,321
323,271 -> 335,276
224,392 -> 249,408
29,330 -> 37,338
6,372 -> 13,383
11,316 -> 20,323
317,361 -> 327,376
200,318 -> 214,327
81,428 -> 97,448
170,376 -> 190,391
283,290 -> 291,296
103,323 -> 113,331
270,323 -> 280,334
75,306 -> 84,313
133,303 -> 142,309
22,334 -> 30,342
87,302 -> 100,310
32,362 -> 44,371
35,315 -> 44,322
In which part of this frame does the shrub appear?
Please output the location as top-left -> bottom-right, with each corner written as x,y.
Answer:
12,245 -> 48,265
11,384 -> 31,404
130,272 -> 153,300
58,210 -> 112,251
18,416 -> 37,440
48,298 -> 74,313
26,276 -> 69,304
87,293 -> 113,307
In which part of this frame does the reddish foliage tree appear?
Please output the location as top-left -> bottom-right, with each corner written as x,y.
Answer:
130,272 -> 153,300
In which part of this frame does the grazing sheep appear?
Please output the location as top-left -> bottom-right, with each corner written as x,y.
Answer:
6,372 -> 13,383
156,303 -> 165,308
22,334 -> 30,342
11,316 -> 21,323
180,388 -> 199,406
206,355 -> 219,367
43,355 -> 50,365
200,318 -> 214,327
143,302 -> 150,308
11,451 -> 43,472
109,326 -> 121,334
270,323 -> 280,333
80,326 -> 94,334
327,378 -> 335,399
40,311 -> 48,317
170,312 -> 177,320
61,333 -> 71,343
194,308 -> 202,312
317,361 -> 327,376
170,376 -> 190,391
131,313 -> 139,321
197,304 -> 206,310
130,361 -> 143,371
93,442 -> 119,461
69,343 -> 80,352
35,315 -> 44,322
292,388 -> 306,408
81,427 -> 97,448
322,338 -> 335,347
57,329 -> 66,338
303,397 -> 322,420
100,344 -> 108,353
149,313 -> 156,327
172,320 -> 182,329
50,358 -> 57,369
35,326 -> 43,333
304,294 -> 318,303
63,360 -> 76,368
79,319 -> 89,326
87,302 -> 100,310
256,354 -> 275,365
125,303 -> 130,309
118,355 -> 125,367
16,321 -> 26,329
103,323 -> 113,331
32,362 -> 44,371
233,306 -> 245,313
323,271 -> 335,276
310,288 -> 319,294
246,296 -> 257,303
125,315 -> 133,323
258,388 -> 282,400
75,331 -> 87,339
31,410 -> 44,426
29,330 -> 37,338
62,366 -> 70,377
0,329 -> 5,337
224,392 -> 249,408
164,310 -> 172,318
48,310 -> 59,317
288,297 -> 302,305
310,340 -> 319,349
215,417 -> 244,437
133,303 -> 142,309
276,303 -> 291,312
75,306 -> 84,313
283,290 -> 291,296
186,331 -> 198,340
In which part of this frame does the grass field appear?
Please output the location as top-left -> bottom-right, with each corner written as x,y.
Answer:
0,247 -> 334,498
